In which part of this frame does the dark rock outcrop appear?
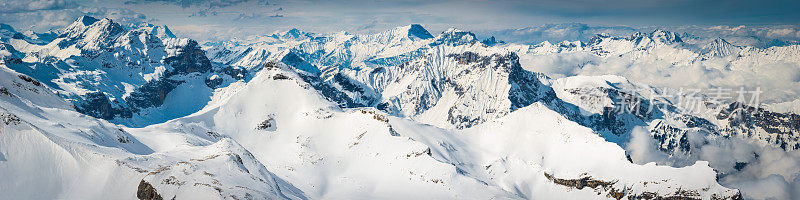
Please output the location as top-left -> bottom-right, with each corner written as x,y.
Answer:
717,102 -> 800,150
544,172 -> 742,200
136,180 -> 164,200
74,92 -> 131,120
126,79 -> 183,112
164,40 -> 212,76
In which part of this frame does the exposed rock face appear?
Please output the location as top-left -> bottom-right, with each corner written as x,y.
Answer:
16,75 -> 41,87
544,172 -> 743,200
74,92 -> 130,120
136,180 -> 164,200
297,72 -> 372,108
481,36 -> 504,46
548,77 -> 800,156
505,53 -> 556,111
407,24 -> 434,39
126,79 -> 183,112
163,40 -> 213,76
0,113 -> 21,125
439,52 -> 558,128
717,102 -> 800,150
0,87 -> 11,97
256,115 -> 277,131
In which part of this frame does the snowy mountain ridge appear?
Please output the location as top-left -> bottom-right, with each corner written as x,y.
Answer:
202,24 -> 800,149
198,24 -> 800,199
0,61 -> 743,199
1,16 -> 246,127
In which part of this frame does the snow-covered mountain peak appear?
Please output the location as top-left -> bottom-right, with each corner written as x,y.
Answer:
624,29 -> 683,47
62,15 -> 103,36
481,36 -> 504,46
262,28 -> 316,42
431,28 -> 478,46
284,28 -> 302,37
275,28 -> 313,40
59,16 -> 125,49
133,23 -> 176,40
701,37 -> 741,57
352,24 -> 435,45
648,29 -> 683,44
76,15 -> 100,27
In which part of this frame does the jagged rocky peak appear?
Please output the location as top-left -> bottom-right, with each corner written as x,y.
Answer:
273,28 -> 314,40
163,39 -> 213,75
134,23 -> 176,39
157,25 -> 175,38
59,16 -> 125,46
481,36 -> 505,46
366,24 -> 434,43
716,102 -> 800,150
623,29 -> 683,46
62,15 -> 100,35
648,29 -> 683,44
710,37 -> 734,46
77,15 -> 100,26
284,28 -> 303,38
583,28 -> 684,51
557,40 -> 582,48
374,49 -> 558,129
431,28 -> 478,46
702,37 -> 741,57
586,32 -> 612,45
533,40 -> 555,48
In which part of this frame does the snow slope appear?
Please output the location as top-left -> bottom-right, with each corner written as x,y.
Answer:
129,64 -> 741,199
0,65 -> 302,199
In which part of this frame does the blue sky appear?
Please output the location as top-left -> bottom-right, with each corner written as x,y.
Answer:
1,0 -> 799,41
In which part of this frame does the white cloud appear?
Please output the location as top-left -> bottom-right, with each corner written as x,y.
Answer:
626,126 -> 670,164
521,47 -> 800,104
0,1 -> 150,32
0,0 -> 75,13
624,126 -> 800,199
